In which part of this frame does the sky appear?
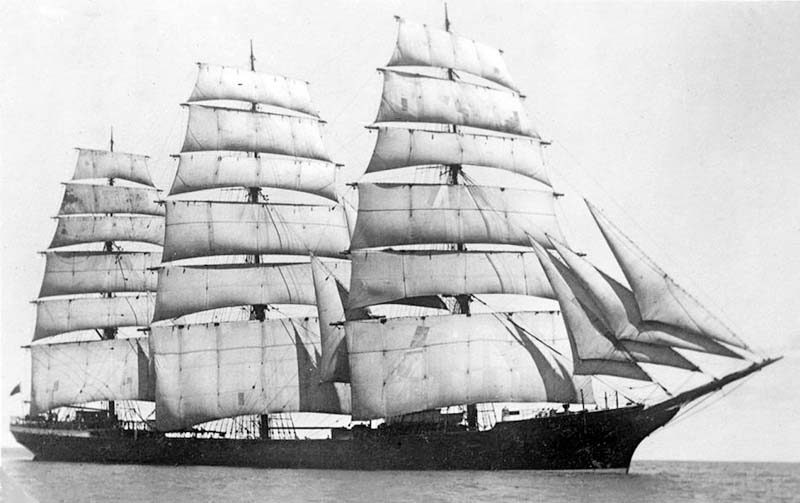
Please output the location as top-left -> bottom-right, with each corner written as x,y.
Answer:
1,0 -> 798,462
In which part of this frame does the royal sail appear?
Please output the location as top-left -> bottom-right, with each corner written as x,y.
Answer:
188,63 -> 318,117
388,17 -> 519,91
72,148 -> 155,187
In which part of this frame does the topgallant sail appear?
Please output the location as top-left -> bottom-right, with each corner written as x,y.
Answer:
11,14 -> 779,470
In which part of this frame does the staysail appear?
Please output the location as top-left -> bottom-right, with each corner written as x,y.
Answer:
587,203 -> 747,350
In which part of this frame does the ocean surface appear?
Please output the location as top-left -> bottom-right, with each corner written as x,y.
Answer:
1,448 -> 798,503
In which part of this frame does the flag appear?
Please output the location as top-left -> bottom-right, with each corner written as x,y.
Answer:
9,383 -> 21,396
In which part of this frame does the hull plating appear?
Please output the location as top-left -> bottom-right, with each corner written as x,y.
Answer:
11,404 -> 678,470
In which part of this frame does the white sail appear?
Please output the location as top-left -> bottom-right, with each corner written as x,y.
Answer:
349,183 -> 563,250
388,17 -> 518,91
48,215 -> 165,248
181,105 -> 331,161
587,203 -> 747,349
311,257 -> 350,382
72,148 -> 155,187
376,69 -> 537,138
39,251 -> 161,298
346,312 -> 580,420
188,63 -> 318,117
30,337 -> 154,415
366,127 -> 549,185
162,200 -> 349,261
153,261 -> 350,321
531,243 -> 650,381
58,183 -> 164,216
171,153 -> 338,200
550,240 -> 739,357
150,318 -> 350,431
33,293 -> 156,341
348,250 -> 554,310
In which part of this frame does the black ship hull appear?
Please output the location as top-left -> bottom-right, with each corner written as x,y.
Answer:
11,403 -> 679,471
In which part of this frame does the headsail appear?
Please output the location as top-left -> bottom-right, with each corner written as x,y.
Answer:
587,203 -> 748,350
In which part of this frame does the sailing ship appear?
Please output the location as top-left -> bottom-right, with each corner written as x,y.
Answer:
11,12 -> 779,471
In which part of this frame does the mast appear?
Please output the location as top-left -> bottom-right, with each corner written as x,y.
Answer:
442,4 -> 477,427
30,133 -> 162,418
149,44 -> 350,434
101,128 -> 119,417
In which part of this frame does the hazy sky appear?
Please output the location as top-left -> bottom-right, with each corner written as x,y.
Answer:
1,0 -> 798,462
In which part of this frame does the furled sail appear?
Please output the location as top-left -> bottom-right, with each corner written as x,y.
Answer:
587,203 -> 747,349
188,63 -> 318,117
376,69 -> 537,138
349,183 -> 563,249
150,318 -> 349,431
58,183 -> 164,216
30,337 -> 154,415
348,250 -> 555,310
366,127 -> 549,185
153,261 -> 350,321
162,200 -> 349,261
39,251 -> 161,298
549,239 -> 739,357
171,153 -> 339,200
311,257 -> 352,382
48,215 -> 164,248
346,312 -> 580,420
33,293 -> 156,341
72,148 -> 155,187
181,104 -> 331,161
388,17 -> 518,91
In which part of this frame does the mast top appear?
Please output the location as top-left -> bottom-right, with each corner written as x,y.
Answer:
444,2 -> 451,32
249,40 -> 256,72
109,126 -> 114,153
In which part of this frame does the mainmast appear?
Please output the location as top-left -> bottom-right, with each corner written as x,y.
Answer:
149,44 -> 351,434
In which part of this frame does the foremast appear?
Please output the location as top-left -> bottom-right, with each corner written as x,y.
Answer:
28,133 -> 163,418
149,44 -> 351,434
344,11 -> 776,426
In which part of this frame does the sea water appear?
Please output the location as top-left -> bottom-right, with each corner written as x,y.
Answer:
1,448 -> 798,502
